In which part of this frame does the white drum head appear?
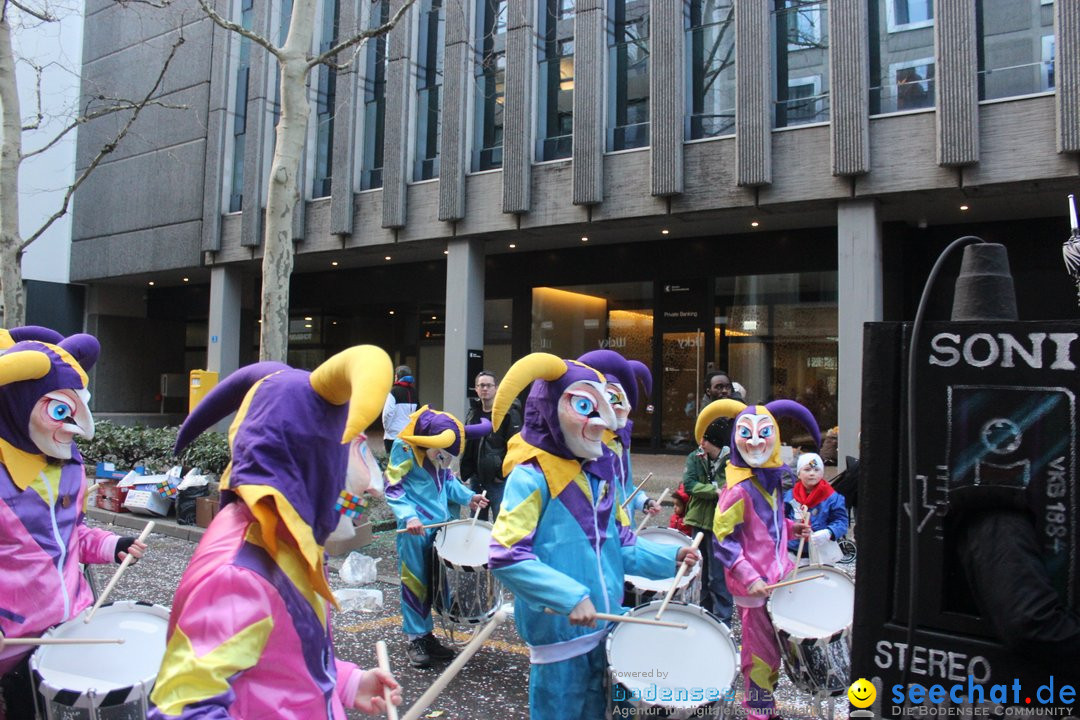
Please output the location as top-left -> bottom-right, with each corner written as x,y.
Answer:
626,527 -> 700,590
768,565 -> 854,639
32,601 -> 169,692
435,520 -> 493,568
607,602 -> 737,709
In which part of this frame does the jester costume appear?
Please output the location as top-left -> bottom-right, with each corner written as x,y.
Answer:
577,351 -> 652,519
0,328 -> 137,718
384,406 -> 486,643
702,399 -> 820,720
148,347 -> 394,719
488,353 -> 680,720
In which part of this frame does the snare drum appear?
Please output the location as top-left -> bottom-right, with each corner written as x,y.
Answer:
30,601 -> 170,720
624,527 -> 701,607
767,565 -> 854,696
606,601 -> 737,719
432,521 -> 503,625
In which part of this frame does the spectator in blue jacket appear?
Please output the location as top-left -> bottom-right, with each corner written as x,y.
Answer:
784,452 -> 848,565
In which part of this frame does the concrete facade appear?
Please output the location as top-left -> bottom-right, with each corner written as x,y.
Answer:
71,0 -> 1079,451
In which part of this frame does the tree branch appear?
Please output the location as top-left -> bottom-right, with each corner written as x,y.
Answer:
196,0 -> 281,60
307,0 -> 418,70
18,58 -> 43,130
19,34 -> 185,251
21,97 -> 185,160
8,0 -> 55,23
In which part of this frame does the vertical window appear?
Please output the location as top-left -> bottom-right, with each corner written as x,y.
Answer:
686,0 -> 735,140
361,1 -> 390,189
414,0 -> 445,181
870,0 -> 935,114
536,0 -> 574,161
312,0 -> 339,198
977,0 -> 1055,101
773,0 -> 829,128
608,0 -> 649,151
474,0 -> 508,171
227,0 -> 255,212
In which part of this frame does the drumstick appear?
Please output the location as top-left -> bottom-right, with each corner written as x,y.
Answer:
375,640 -> 398,720
762,573 -> 825,592
465,490 -> 488,543
394,519 -> 467,534
0,636 -> 124,648
85,520 -> 155,623
655,531 -> 703,621
399,611 -> 506,720
544,607 -> 688,630
634,487 -> 669,534
620,473 -> 653,511
793,506 -> 809,578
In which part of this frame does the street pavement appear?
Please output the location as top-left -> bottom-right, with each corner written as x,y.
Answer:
86,503 -> 850,720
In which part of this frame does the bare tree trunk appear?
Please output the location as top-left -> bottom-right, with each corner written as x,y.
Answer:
0,16 -> 25,327
258,0 -> 316,362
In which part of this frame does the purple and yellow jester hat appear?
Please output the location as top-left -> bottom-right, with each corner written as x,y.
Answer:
174,346 -> 392,601
0,326 -> 100,489
395,405 -> 491,466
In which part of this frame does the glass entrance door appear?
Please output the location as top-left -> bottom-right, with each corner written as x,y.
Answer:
660,329 -> 704,452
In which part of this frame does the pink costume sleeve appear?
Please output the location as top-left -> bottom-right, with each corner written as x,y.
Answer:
335,660 -> 362,710
72,521 -> 120,565
712,485 -> 761,591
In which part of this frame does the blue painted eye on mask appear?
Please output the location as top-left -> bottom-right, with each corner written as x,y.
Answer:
738,426 -> 752,438
48,401 -> 73,421
572,396 -> 595,416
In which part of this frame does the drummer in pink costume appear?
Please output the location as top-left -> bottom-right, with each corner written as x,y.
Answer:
148,347 -> 402,719
0,327 -> 146,719
700,399 -> 816,720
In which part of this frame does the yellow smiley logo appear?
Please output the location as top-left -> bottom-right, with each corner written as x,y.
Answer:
848,677 -> 876,708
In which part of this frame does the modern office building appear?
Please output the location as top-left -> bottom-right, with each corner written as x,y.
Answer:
72,0 -> 1079,458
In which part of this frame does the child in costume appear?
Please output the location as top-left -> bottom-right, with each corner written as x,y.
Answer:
576,350 -> 659,521
488,353 -> 699,720
385,405 -> 489,668
701,398 -> 817,720
668,484 -> 691,536
148,347 -> 402,719
784,452 -> 847,565
0,327 -> 146,719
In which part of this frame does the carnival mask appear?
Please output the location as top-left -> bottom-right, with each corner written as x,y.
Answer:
558,379 -> 617,460
29,387 -> 94,460
734,412 -> 777,467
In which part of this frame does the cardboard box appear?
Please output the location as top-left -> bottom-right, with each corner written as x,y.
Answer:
95,462 -> 145,481
95,480 -> 130,513
123,489 -> 172,517
97,496 -> 127,513
195,496 -> 219,528
324,520 -> 373,556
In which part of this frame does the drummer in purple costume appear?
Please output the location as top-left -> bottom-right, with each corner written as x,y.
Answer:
385,406 -> 490,668
700,398 -> 816,720
149,347 -> 402,718
488,353 -> 699,720
576,351 -> 659,522
0,328 -> 148,718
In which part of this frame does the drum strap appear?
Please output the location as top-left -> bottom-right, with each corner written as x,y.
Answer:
529,627 -> 610,665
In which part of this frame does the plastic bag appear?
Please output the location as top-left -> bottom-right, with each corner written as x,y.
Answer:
333,587 -> 384,613
339,552 -> 381,585
176,484 -> 209,526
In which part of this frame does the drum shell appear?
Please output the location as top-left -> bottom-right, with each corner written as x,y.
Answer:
606,601 -> 736,720
29,600 -> 169,720
767,564 -> 854,697
623,528 -> 701,608
431,521 -> 503,625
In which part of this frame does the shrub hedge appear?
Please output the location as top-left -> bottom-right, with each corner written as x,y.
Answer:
77,420 -> 230,476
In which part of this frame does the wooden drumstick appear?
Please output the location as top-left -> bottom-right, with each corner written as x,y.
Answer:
762,573 -> 825,592
85,520 -> 154,623
399,611 -> 506,720
655,531 -> 704,621
544,608 -> 688,630
374,640 -> 398,720
0,636 -> 124,648
465,490 -> 487,543
394,519 -> 466,534
793,506 -> 809,578
634,487 -> 669,534
620,473 -> 653,511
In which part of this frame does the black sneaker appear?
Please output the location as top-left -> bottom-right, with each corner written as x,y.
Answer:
421,633 -> 456,661
407,637 -> 430,668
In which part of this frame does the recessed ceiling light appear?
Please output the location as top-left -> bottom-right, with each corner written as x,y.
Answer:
148,281 -> 155,286
331,321 -> 338,325
661,229 -> 670,235
182,277 -> 189,282
304,324 -> 312,329
331,261 -> 339,266
581,236 -> 589,242
431,315 -> 437,320
304,316 -> 312,321
751,221 -> 760,228
389,310 -> 395,315
960,204 -> 969,211
443,249 -> 449,255
503,324 -> 509,329
509,243 -> 516,249
384,255 -> 392,261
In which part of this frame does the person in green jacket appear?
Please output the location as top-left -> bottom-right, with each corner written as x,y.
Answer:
682,417 -> 733,624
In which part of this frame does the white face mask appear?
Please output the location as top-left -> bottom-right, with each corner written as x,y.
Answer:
558,380 -> 618,460
29,388 -> 94,460
425,447 -> 453,470
328,436 -> 386,542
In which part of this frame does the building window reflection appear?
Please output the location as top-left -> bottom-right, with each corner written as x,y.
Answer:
474,0 -> 507,171
978,0 -> 1055,101
312,0 -> 339,198
608,0 -> 650,151
773,0 -> 830,128
537,0 -> 574,161
686,0 -> 735,140
226,0 -> 255,213
870,0 -> 935,114
414,0 -> 444,181
361,0 -> 389,190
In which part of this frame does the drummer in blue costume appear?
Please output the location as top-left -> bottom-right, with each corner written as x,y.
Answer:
577,350 -> 658,522
488,353 -> 700,720
385,406 -> 489,668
